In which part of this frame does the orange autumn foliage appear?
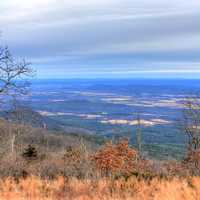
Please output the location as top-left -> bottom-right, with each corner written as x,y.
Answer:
0,176 -> 199,200
91,139 -> 138,176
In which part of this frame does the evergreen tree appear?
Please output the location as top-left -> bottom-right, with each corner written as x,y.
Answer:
22,145 -> 38,160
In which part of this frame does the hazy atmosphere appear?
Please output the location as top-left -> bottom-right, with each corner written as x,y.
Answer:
1,0 -> 200,78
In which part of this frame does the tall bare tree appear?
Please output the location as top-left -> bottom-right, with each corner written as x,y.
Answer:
0,44 -> 33,156
183,97 -> 200,152
182,96 -> 200,172
136,114 -> 142,156
0,46 -> 33,96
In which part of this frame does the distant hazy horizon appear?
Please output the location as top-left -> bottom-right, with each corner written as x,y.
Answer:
32,72 -> 200,79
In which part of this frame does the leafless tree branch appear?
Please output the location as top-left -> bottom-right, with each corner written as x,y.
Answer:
0,46 -> 34,96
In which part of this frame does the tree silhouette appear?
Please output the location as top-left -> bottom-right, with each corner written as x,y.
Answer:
0,46 -> 33,96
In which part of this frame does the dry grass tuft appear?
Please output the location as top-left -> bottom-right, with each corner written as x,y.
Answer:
0,176 -> 199,200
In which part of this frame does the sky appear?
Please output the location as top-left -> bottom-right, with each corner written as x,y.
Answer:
0,0 -> 200,79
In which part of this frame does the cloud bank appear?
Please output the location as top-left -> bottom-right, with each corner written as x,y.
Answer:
1,0 -> 200,78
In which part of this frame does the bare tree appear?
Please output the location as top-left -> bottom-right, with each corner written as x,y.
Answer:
0,46 -> 33,96
183,97 -> 200,152
182,96 -> 200,172
0,44 -> 33,156
136,114 -> 142,156
5,99 -> 43,155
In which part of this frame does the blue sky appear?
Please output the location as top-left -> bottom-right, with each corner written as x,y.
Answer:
1,0 -> 200,78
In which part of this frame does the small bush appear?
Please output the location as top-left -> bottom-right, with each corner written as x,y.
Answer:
91,139 -> 138,177
22,145 -> 38,160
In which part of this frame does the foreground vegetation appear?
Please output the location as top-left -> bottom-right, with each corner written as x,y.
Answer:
0,176 -> 200,200
0,111 -> 200,199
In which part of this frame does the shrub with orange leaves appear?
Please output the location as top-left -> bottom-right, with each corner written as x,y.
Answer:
91,139 -> 138,176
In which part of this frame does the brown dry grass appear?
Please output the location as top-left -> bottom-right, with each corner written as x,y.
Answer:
0,176 -> 199,200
